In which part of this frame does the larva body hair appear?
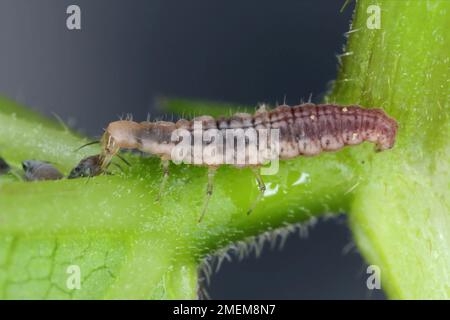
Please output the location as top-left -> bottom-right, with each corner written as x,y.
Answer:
100,103 -> 398,168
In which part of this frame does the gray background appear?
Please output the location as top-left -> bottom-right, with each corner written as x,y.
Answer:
0,0 -> 385,299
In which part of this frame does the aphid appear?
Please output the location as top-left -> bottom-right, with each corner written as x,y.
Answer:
68,154 -> 128,179
0,157 -> 10,175
88,103 -> 398,221
22,160 -> 64,181
68,155 -> 103,179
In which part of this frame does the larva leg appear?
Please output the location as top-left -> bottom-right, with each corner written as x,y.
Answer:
198,166 -> 217,223
247,167 -> 266,215
155,159 -> 170,202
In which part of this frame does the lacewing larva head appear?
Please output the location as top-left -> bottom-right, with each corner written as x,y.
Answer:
100,120 -> 142,169
22,160 -> 64,181
68,154 -> 103,179
99,120 -> 178,169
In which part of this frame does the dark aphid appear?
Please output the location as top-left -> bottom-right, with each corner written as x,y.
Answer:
22,160 -> 64,181
0,157 -> 10,175
68,154 -> 103,179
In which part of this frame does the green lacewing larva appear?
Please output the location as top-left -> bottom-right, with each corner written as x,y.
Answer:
72,103 -> 398,221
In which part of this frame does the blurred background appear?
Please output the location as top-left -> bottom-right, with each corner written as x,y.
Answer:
0,0 -> 385,299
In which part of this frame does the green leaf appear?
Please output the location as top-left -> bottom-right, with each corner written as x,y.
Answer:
0,0 -> 448,299
0,95 -> 357,299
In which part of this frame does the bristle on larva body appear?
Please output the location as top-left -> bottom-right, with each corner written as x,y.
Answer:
100,103 -> 398,167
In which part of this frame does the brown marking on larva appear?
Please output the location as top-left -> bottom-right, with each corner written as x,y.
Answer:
192,116 -> 217,130
230,113 -> 253,129
175,118 -> 191,129
213,116 -> 225,130
253,107 -> 270,127
140,121 -> 176,144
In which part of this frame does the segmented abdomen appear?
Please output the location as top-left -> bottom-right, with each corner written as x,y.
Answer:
264,104 -> 398,158
169,103 -> 398,161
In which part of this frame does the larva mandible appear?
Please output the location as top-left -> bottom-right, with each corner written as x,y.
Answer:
74,103 -> 398,221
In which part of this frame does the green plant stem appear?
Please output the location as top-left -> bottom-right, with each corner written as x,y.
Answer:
326,0 -> 449,298
0,0 -> 448,299
0,97 -> 357,299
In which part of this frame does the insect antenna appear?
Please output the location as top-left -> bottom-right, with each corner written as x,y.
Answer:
116,154 -> 131,167
74,140 -> 100,152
